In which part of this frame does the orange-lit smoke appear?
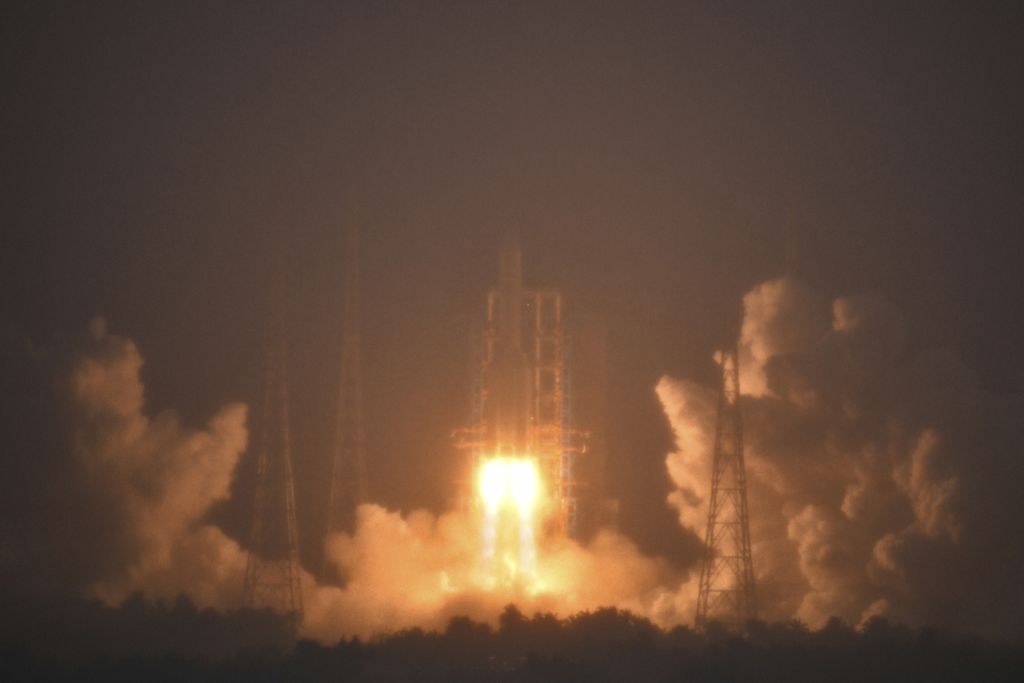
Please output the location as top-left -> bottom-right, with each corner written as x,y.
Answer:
301,455 -> 690,641
306,503 -> 683,641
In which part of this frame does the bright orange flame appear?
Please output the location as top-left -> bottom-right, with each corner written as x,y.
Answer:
476,456 -> 541,588
477,457 -> 540,515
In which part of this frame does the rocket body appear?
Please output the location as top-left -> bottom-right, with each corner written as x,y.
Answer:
486,239 -> 532,455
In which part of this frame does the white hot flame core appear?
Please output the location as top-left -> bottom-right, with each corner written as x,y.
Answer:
476,457 -> 541,586
478,457 -> 540,515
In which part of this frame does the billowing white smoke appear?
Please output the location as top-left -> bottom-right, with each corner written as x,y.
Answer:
658,277 -> 1024,637
0,319 -> 249,608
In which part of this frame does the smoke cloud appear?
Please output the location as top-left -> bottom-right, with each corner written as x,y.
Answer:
0,319 -> 248,608
6,278 -> 1021,642
302,505 -> 683,640
658,277 -> 1024,638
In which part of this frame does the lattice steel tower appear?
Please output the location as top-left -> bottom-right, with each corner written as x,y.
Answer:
695,344 -> 757,629
325,224 -> 368,549
243,278 -> 304,633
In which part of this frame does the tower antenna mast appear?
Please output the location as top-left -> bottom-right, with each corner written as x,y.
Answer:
695,342 -> 757,629
243,271 -> 304,633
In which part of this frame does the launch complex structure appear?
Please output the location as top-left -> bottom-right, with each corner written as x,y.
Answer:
242,234 -> 610,617
454,238 -> 615,586
240,229 -> 759,629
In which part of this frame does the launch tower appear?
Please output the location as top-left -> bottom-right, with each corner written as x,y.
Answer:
243,280 -> 304,633
695,344 -> 757,629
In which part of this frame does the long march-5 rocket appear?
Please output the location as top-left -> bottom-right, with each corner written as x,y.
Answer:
485,237 -> 533,455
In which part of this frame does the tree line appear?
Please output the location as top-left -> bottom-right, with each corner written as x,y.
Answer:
3,595 -> 1022,681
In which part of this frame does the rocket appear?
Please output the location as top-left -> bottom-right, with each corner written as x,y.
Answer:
486,236 -> 533,454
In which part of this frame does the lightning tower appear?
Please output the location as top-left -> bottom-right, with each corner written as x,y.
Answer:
695,344 -> 757,629
325,224 -> 368,552
243,278 -> 304,633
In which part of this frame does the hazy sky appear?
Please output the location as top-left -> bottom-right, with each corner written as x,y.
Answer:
3,1 -> 1022,567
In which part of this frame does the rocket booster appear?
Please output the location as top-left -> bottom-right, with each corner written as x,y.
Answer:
487,237 -> 532,453
498,239 -> 523,353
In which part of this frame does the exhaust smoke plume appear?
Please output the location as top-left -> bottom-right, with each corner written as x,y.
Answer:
304,505 -> 681,641
0,319 -> 249,608
659,277 -> 1024,637
4,274 -> 1022,640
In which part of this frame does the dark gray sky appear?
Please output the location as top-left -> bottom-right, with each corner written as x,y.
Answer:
3,1 -> 1022,566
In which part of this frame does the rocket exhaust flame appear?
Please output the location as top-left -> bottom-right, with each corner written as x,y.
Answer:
477,456 -> 541,587
478,457 -> 540,514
